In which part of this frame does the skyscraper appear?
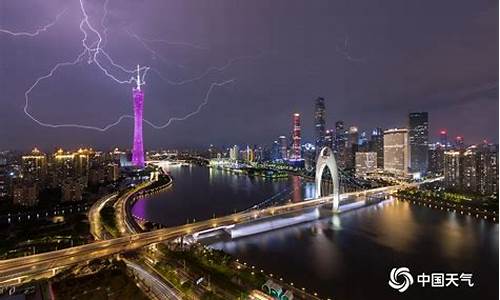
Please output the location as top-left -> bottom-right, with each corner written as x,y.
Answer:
428,143 -> 444,175
439,130 -> 448,148
132,66 -> 145,167
408,112 -> 429,175
444,150 -> 461,190
383,128 -> 410,176
334,121 -> 345,154
291,113 -> 302,160
314,97 -> 326,153
278,136 -> 288,160
370,128 -> 384,168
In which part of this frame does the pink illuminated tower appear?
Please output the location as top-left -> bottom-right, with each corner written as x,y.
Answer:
131,65 -> 145,167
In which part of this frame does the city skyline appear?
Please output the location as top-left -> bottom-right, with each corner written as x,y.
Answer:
0,0 -> 497,150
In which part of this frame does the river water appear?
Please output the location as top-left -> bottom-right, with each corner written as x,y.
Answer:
132,165 -> 499,300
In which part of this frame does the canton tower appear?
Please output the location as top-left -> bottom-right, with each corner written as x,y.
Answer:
131,65 -> 145,167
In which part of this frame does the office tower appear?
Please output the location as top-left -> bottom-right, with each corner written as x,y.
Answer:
383,128 -> 410,176
428,143 -> 445,175
278,136 -> 288,160
291,113 -> 302,160
132,65 -> 145,167
229,145 -> 239,161
348,126 -> 359,146
244,146 -> 255,162
370,128 -> 384,168
334,121 -> 345,153
455,136 -> 465,150
355,152 -> 378,176
409,112 -> 429,175
358,131 -> 369,152
325,129 -> 334,150
302,143 -> 316,171
314,97 -> 326,153
439,130 -> 448,148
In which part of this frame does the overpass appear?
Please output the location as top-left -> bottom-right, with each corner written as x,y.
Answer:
0,146 -> 442,287
0,179 -> 438,287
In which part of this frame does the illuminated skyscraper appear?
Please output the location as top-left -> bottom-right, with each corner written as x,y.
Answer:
383,128 -> 410,176
314,97 -> 326,152
439,130 -> 448,148
132,65 -> 145,167
370,128 -> 384,168
409,112 -> 429,175
291,113 -> 302,160
278,136 -> 288,160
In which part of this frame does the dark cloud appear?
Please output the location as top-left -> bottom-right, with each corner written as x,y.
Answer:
0,0 -> 497,151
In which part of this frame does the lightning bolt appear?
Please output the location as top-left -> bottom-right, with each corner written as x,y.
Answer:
10,0 -> 243,132
336,34 -> 364,63
0,8 -> 68,37
143,79 -> 235,129
132,34 -> 209,51
151,53 -> 263,86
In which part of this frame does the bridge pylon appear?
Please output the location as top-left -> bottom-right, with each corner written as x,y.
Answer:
315,147 -> 340,212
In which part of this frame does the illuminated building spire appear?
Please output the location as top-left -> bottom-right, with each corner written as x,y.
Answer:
131,66 -> 145,167
136,64 -> 142,90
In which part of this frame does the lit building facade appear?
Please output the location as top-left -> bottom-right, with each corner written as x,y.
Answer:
290,113 -> 302,160
369,128 -> 384,168
314,97 -> 326,154
355,152 -> 378,176
278,136 -> 288,160
444,150 -> 462,190
132,66 -> 145,167
383,128 -> 410,176
21,148 -> 47,184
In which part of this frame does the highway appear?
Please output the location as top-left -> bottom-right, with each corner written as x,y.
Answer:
0,178 -> 441,286
123,258 -> 183,300
89,193 -> 117,240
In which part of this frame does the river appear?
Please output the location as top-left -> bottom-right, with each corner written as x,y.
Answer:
132,164 -> 499,300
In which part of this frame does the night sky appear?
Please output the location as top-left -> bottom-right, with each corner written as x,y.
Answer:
0,0 -> 498,151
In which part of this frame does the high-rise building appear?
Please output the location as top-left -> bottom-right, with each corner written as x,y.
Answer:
244,146 -> 255,162
439,130 -> 448,148
21,148 -> 47,184
132,66 -> 145,167
358,131 -> 369,152
383,128 -> 410,176
477,143 -> 498,195
455,136 -> 465,150
369,128 -> 384,168
428,143 -> 445,175
444,150 -> 461,190
278,136 -> 288,160
444,144 -> 498,195
290,113 -> 302,160
348,126 -> 359,146
12,182 -> 38,207
325,129 -> 334,150
409,112 -> 429,175
355,152 -> 378,176
314,97 -> 326,153
229,145 -> 239,161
